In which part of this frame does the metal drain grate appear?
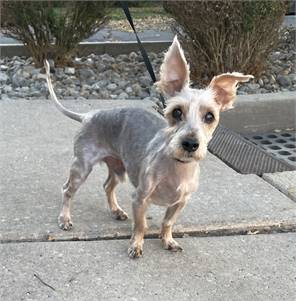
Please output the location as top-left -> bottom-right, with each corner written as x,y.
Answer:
244,131 -> 296,167
208,125 -> 295,175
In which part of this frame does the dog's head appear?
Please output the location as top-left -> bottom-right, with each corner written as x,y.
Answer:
156,36 -> 253,163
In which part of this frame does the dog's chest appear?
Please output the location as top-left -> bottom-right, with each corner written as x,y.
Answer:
150,163 -> 200,206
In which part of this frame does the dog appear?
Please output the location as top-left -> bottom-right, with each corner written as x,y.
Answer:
44,36 -> 253,258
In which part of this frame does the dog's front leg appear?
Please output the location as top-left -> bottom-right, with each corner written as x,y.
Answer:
128,181 -> 155,259
161,195 -> 188,251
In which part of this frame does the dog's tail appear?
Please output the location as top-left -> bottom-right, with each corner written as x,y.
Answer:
44,60 -> 84,123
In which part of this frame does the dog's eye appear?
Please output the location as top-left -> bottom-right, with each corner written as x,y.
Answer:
204,112 -> 215,124
172,108 -> 183,121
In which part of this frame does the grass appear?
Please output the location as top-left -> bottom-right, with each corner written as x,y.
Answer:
109,5 -> 168,21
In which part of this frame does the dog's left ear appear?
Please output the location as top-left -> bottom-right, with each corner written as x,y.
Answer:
157,36 -> 190,97
209,72 -> 254,111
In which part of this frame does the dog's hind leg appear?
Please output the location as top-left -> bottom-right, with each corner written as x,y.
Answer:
103,157 -> 128,221
59,157 -> 93,230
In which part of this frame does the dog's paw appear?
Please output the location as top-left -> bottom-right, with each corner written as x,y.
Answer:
58,215 -> 73,231
112,209 -> 128,221
162,238 -> 183,252
128,242 -> 143,259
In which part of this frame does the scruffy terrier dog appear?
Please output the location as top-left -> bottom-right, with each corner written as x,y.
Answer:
45,37 -> 253,258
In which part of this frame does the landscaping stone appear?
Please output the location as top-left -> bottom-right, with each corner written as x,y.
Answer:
0,65 -> 9,71
64,67 -> 75,75
78,68 -> 96,79
107,83 -> 117,91
0,27 -> 294,101
277,75 -> 292,87
0,72 -> 8,83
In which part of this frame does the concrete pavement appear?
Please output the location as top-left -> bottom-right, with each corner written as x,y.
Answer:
1,98 -> 296,242
1,234 -> 296,301
1,98 -> 296,300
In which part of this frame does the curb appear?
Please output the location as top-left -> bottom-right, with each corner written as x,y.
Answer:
1,92 -> 294,134
221,92 -> 296,133
0,41 -> 171,58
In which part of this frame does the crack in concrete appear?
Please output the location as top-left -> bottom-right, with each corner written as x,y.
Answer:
1,220 -> 296,244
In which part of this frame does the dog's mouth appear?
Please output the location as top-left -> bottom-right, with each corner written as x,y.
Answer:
173,150 -> 206,163
173,154 -> 196,164
174,157 -> 191,164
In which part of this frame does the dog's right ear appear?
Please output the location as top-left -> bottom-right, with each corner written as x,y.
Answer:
156,36 -> 190,97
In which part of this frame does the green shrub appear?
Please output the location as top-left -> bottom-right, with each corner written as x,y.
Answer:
163,0 -> 287,81
1,1 -> 112,67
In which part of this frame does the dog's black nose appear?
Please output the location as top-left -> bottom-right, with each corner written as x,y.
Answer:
181,138 -> 199,152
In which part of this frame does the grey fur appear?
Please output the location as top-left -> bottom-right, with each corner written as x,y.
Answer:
44,38 -> 252,258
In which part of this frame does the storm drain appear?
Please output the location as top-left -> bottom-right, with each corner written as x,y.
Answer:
244,131 -> 296,168
208,125 -> 295,175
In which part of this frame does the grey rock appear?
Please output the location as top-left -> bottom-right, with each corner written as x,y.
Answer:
139,76 -> 151,87
259,88 -> 268,94
22,71 -> 31,79
87,78 -> 97,85
81,91 -> 90,98
54,68 -> 65,79
35,73 -> 47,80
117,80 -> 127,89
31,68 -> 42,76
269,75 -> 276,84
277,75 -> 292,87
107,83 -> 117,91
28,91 -> 41,97
132,83 -> 142,95
0,65 -> 9,71
129,52 -> 138,60
95,62 -> 106,72
118,92 -> 128,99
19,86 -> 29,93
288,73 -> 296,84
91,83 -> 101,91
125,86 -> 133,94
101,54 -> 115,64
63,78 -> 74,85
90,91 -> 99,98
12,73 -> 29,87
64,67 -> 75,75
79,68 -> 96,79
99,90 -> 110,98
98,79 -> 108,88
258,78 -> 264,87
0,72 -> 8,83
23,65 -> 35,74
149,52 -> 158,60
1,93 -> 10,101
246,83 -> 260,92
116,54 -> 129,62
3,85 -> 12,93
139,90 -> 150,99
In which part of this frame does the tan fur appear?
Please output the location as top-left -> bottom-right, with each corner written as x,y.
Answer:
44,37 -> 253,259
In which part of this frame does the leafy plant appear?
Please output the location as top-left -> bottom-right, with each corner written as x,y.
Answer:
1,1 -> 111,66
163,0 -> 287,81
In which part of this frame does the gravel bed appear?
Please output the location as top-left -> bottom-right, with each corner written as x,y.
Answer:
0,27 -> 295,102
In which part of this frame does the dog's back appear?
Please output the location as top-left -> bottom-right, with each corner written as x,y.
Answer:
85,107 -> 166,186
